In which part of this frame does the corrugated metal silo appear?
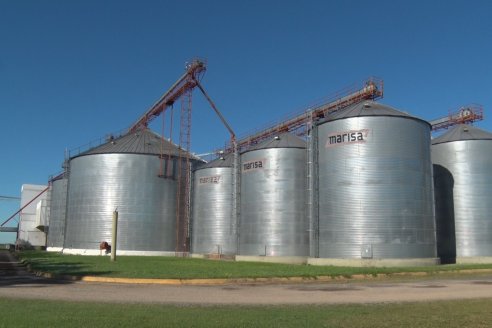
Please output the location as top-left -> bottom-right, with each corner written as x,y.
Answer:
432,124 -> 492,263
239,133 -> 308,257
191,154 -> 236,255
64,129 -> 199,254
316,101 -> 437,262
47,175 -> 68,249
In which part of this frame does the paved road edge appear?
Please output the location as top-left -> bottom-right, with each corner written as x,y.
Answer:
29,268 -> 492,285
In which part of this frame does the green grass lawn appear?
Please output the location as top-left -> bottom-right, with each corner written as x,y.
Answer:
0,297 -> 491,328
16,250 -> 492,279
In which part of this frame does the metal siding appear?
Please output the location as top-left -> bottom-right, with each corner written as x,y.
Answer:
239,148 -> 308,256
317,116 -> 436,259
432,140 -> 492,258
47,178 -> 68,248
18,185 -> 48,247
191,167 -> 236,255
65,154 -> 177,251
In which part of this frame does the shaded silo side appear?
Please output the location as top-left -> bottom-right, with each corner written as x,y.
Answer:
64,129 -> 199,254
316,101 -> 437,262
191,154 -> 236,255
47,175 -> 68,249
432,124 -> 492,263
239,133 -> 308,257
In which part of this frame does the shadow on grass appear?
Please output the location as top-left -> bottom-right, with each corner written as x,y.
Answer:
0,250 -> 114,288
26,261 -> 114,277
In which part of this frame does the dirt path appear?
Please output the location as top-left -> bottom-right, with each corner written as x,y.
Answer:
1,252 -> 492,305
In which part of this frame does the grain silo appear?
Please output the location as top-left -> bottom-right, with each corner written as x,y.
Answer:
432,124 -> 492,264
311,101 -> 438,266
238,133 -> 308,261
46,174 -> 68,251
191,153 -> 236,256
64,128 -> 200,255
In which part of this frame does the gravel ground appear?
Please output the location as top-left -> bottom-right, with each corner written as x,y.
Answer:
2,251 -> 492,305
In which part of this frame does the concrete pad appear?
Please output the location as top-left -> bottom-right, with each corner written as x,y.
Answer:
190,253 -> 236,260
62,248 -> 176,257
307,257 -> 440,267
456,257 -> 492,264
46,247 -> 63,252
235,255 -> 308,265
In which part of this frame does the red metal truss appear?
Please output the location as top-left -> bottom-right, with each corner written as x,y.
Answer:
175,89 -> 193,253
129,59 -> 206,133
429,104 -> 484,132
231,77 -> 383,152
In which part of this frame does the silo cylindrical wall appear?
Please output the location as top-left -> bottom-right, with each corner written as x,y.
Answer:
47,177 -> 68,248
433,140 -> 492,259
191,167 -> 235,255
65,153 -> 178,252
239,147 -> 308,257
317,116 -> 436,259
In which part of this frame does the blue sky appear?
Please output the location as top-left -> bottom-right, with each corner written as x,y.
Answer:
1,0 -> 491,243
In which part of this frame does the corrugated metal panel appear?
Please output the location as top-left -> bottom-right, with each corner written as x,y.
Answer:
191,167 -> 235,255
433,138 -> 492,258
65,154 -> 179,251
239,136 -> 308,257
47,178 -> 68,248
317,116 -> 436,259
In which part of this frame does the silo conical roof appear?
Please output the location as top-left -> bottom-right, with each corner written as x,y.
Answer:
73,128 -> 200,160
244,132 -> 306,153
195,153 -> 234,170
432,124 -> 492,145
322,100 -> 428,125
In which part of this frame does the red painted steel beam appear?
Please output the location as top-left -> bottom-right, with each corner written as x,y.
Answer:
233,78 -> 383,152
129,60 -> 206,133
430,104 -> 484,132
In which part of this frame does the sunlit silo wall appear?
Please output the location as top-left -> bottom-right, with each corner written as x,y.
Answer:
64,129 -> 198,253
317,101 -> 437,260
47,176 -> 68,248
191,154 -> 236,255
432,124 -> 492,262
239,133 -> 309,257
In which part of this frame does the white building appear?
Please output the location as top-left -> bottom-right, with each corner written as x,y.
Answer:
18,184 -> 49,248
